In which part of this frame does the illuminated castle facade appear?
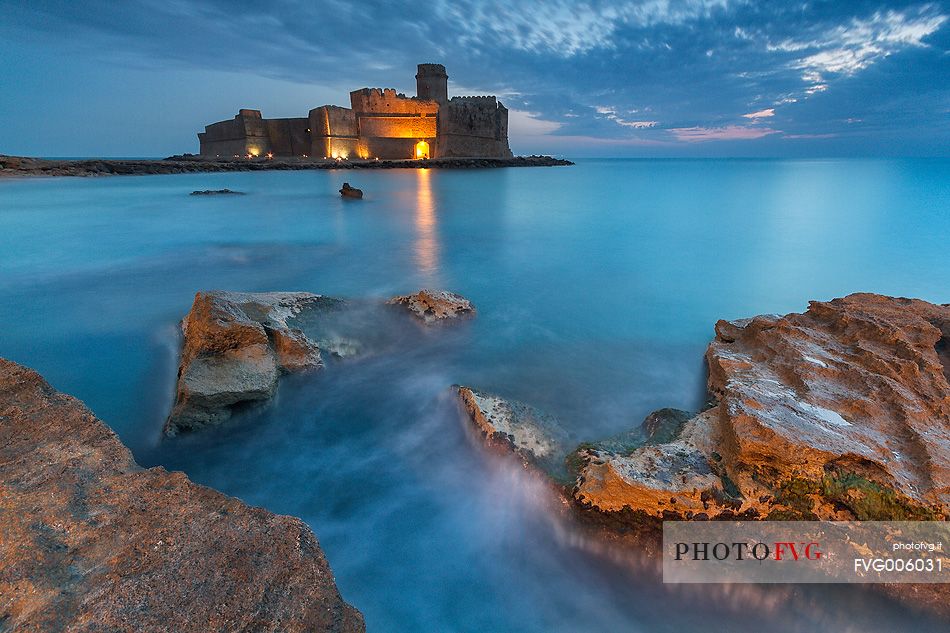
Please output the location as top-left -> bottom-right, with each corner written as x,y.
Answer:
197,64 -> 512,160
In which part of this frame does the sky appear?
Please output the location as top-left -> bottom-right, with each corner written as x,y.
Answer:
0,0 -> 948,157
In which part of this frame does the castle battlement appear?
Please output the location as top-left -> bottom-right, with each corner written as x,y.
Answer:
198,64 -> 512,160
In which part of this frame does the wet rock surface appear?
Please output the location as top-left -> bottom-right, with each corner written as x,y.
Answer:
388,289 -> 475,324
0,358 -> 364,633
165,291 -> 339,435
456,386 -> 571,479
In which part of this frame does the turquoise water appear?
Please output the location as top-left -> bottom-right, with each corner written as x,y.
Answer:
1,159 -> 948,631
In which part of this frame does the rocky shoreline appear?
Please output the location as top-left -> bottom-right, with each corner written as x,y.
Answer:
0,359 -> 364,632
458,294 -> 950,529
0,154 -> 573,178
3,290 -> 949,626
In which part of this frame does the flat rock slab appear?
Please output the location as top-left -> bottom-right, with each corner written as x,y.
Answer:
190,189 -> 244,195
388,289 -> 475,324
0,358 -> 363,633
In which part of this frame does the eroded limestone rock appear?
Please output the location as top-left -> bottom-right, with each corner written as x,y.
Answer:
0,358 -> 364,633
456,386 -> 570,478
573,294 -> 950,522
165,291 -> 335,435
388,289 -> 475,324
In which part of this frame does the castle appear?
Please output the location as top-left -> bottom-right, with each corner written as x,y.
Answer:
198,64 -> 512,160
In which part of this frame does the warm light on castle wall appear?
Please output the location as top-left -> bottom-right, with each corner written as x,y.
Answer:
415,140 -> 430,159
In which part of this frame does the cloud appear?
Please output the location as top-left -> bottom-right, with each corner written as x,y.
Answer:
669,125 -> 780,142
1,0 -> 949,155
433,0 -> 735,57
507,110 -> 563,135
618,120 -> 659,128
783,133 -> 837,139
769,8 -> 947,93
594,105 -> 659,129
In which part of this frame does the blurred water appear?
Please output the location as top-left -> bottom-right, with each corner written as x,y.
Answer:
1,159 -> 948,632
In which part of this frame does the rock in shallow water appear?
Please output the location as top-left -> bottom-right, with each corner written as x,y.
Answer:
190,188 -> 244,195
0,358 -> 364,633
388,289 -> 475,324
456,386 -> 571,479
572,293 -> 950,522
165,291 -> 338,435
456,294 -> 950,525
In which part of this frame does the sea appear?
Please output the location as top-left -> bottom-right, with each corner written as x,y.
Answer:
1,158 -> 949,632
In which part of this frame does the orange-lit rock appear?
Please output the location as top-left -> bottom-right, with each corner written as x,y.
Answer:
0,358 -> 363,633
165,291 -> 332,435
572,294 -> 950,522
388,289 -> 475,324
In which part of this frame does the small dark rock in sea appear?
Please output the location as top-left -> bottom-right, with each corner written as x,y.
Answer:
340,182 -> 363,198
190,188 -> 244,195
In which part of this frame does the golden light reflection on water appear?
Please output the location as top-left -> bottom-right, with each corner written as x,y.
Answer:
414,168 -> 439,278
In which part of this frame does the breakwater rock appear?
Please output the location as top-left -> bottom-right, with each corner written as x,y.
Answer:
458,294 -> 950,524
165,291 -> 339,435
0,154 -> 573,178
388,289 -> 475,324
0,358 -> 363,632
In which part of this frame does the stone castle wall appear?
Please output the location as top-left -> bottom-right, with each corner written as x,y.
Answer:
199,109 -> 271,157
264,118 -> 309,156
309,106 -> 358,159
198,65 -> 512,159
437,97 -> 512,158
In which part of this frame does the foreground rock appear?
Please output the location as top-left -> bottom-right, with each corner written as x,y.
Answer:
457,294 -> 950,524
575,294 -> 950,522
0,358 -> 363,632
388,289 -> 475,324
166,291 -> 338,435
0,154 -> 573,178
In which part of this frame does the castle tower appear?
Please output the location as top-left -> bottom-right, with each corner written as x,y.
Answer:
416,63 -> 448,104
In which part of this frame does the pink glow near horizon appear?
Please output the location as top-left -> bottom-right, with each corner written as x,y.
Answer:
668,125 -> 781,142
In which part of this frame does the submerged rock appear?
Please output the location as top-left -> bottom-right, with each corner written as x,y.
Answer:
572,294 -> 950,523
0,358 -> 364,632
190,188 -> 244,195
456,386 -> 570,478
388,289 -> 475,324
165,291 -> 336,435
